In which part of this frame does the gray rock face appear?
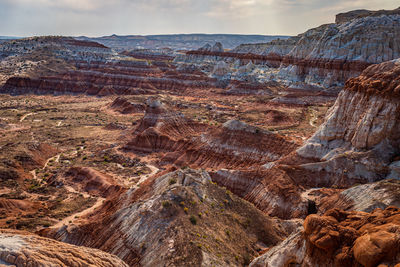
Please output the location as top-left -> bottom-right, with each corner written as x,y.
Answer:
179,8 -> 400,89
335,7 -> 400,24
211,61 -> 230,76
211,42 -> 224,52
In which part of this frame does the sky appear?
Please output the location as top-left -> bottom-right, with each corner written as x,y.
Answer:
0,0 -> 398,37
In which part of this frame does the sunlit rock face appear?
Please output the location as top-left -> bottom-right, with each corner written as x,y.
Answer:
0,229 -> 129,267
294,59 -> 400,186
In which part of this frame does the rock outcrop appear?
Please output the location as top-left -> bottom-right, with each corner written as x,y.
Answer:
336,7 -> 400,24
125,100 -> 208,153
0,229 -> 128,266
176,7 -> 400,89
1,60 -> 218,96
251,206 -> 400,267
126,101 -> 298,170
318,179 -> 400,214
124,101 -> 305,218
43,169 -> 286,266
109,97 -> 145,114
294,58 -> 400,187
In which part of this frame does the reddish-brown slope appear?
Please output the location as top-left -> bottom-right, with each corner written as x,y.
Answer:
125,101 -> 298,169
109,97 -> 145,114
1,60 -> 218,96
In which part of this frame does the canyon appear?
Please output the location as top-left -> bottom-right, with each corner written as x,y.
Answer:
0,6 -> 399,267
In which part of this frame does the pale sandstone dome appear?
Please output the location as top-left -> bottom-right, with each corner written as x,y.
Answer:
0,229 -> 128,267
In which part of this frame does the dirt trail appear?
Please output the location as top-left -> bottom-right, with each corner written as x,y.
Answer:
51,196 -> 105,228
49,163 -> 158,228
30,154 -> 61,180
20,112 -> 35,122
137,164 -> 159,186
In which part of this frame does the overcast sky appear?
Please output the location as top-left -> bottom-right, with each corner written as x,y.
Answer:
0,0 -> 398,37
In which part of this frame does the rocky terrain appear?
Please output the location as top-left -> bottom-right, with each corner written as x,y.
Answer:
175,7 -> 400,91
0,229 -> 128,266
78,34 -> 289,51
0,5 -> 399,267
43,169 -> 294,266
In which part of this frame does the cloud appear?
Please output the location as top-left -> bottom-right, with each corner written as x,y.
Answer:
0,0 -> 398,36
0,0 -> 109,11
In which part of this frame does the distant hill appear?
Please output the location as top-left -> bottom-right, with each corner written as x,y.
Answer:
76,34 -> 290,51
0,36 -> 23,40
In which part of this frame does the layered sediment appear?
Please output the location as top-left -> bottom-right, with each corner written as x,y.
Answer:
0,229 -> 128,266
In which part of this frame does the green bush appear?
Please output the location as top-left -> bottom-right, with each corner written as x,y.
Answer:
189,215 -> 197,225
162,200 -> 171,208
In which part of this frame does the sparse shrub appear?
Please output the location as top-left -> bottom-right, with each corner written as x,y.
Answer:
189,215 -> 197,225
184,207 -> 189,213
169,178 -> 176,185
243,254 -> 251,265
225,229 -> 230,238
162,200 -> 171,208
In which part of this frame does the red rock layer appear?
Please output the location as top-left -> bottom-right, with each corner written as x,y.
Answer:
125,102 -> 209,153
210,168 -> 307,219
345,58 -> 400,98
124,104 -> 304,218
121,51 -> 174,61
225,80 -> 276,95
185,50 -> 372,73
125,103 -> 298,170
1,60 -> 218,96
65,39 -> 109,49
51,167 -> 126,198
174,122 -> 298,169
109,97 -> 145,114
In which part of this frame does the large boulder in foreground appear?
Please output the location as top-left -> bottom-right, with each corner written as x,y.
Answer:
0,229 -> 128,266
